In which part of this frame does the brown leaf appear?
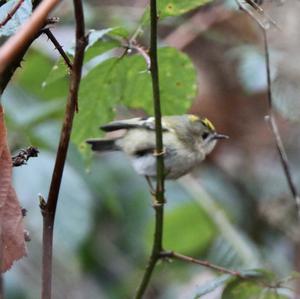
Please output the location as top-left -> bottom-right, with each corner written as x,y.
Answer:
0,105 -> 26,272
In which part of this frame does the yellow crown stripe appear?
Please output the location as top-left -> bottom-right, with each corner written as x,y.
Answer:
188,114 -> 199,122
202,118 -> 215,131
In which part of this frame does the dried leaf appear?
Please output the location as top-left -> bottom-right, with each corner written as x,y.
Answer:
0,105 -> 26,272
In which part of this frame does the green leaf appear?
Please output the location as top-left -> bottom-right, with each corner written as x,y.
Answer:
72,58 -> 118,155
141,0 -> 213,23
158,0 -> 214,17
84,40 -> 120,64
122,47 -> 197,115
16,50 -> 68,100
43,27 -> 126,89
0,0 -> 32,37
195,271 -> 270,299
144,202 -> 216,254
222,277 -> 290,299
194,274 -> 233,298
72,47 -> 197,155
84,27 -> 127,63
43,59 -> 70,87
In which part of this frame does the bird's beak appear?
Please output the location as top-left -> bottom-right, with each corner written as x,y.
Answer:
212,133 -> 229,140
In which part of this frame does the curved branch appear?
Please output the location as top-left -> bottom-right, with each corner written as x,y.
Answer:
237,0 -> 300,218
41,0 -> 87,298
0,0 -> 60,75
262,31 -> 300,216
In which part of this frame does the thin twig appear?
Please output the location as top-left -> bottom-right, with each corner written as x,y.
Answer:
160,251 -> 244,278
239,2 -> 300,217
134,0 -> 166,297
0,0 -> 25,28
41,0 -> 86,298
12,146 -> 39,167
0,0 -> 60,75
42,28 -> 73,69
262,23 -> 300,217
236,0 -> 279,30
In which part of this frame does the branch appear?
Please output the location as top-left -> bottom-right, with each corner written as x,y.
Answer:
42,28 -> 73,69
235,0 -> 279,30
160,251 -> 244,278
12,146 -> 39,167
263,30 -> 299,208
135,0 -> 166,297
261,19 -> 300,217
238,1 -> 300,217
0,0 -> 24,28
0,0 -> 60,75
41,0 -> 87,298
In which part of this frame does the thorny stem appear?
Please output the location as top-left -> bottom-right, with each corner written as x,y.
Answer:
134,0 -> 165,298
41,0 -> 86,298
42,29 -> 73,69
0,0 -> 60,75
0,0 -> 25,28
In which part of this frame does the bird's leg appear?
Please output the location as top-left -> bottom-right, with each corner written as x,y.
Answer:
145,175 -> 167,207
145,176 -> 160,207
145,175 -> 155,194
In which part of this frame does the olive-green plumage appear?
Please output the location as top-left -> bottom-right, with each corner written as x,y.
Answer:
86,115 -> 228,179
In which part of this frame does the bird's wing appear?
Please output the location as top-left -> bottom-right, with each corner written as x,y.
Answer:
100,117 -> 169,132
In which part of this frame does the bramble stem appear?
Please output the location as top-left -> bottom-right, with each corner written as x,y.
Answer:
41,0 -> 86,298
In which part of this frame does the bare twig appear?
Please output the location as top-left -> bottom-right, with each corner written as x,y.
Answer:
262,23 -> 300,217
12,146 -> 39,167
42,28 -> 73,69
239,2 -> 300,217
0,0 -> 60,75
265,113 -> 300,211
160,251 -> 244,278
236,0 -> 279,30
134,0 -> 166,298
41,0 -> 86,298
0,0 -> 25,28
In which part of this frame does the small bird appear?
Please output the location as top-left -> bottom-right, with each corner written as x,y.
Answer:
86,115 -> 228,179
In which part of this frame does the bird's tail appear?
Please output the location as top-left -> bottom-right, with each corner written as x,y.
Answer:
86,138 -> 120,152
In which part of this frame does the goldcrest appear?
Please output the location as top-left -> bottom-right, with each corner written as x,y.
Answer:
86,115 -> 228,179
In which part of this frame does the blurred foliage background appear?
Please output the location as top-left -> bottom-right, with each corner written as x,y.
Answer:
2,0 -> 300,298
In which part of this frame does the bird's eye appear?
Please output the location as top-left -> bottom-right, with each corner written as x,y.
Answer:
202,132 -> 209,140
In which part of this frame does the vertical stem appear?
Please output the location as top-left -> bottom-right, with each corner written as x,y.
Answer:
41,0 -> 86,298
135,0 -> 166,297
150,0 -> 164,201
